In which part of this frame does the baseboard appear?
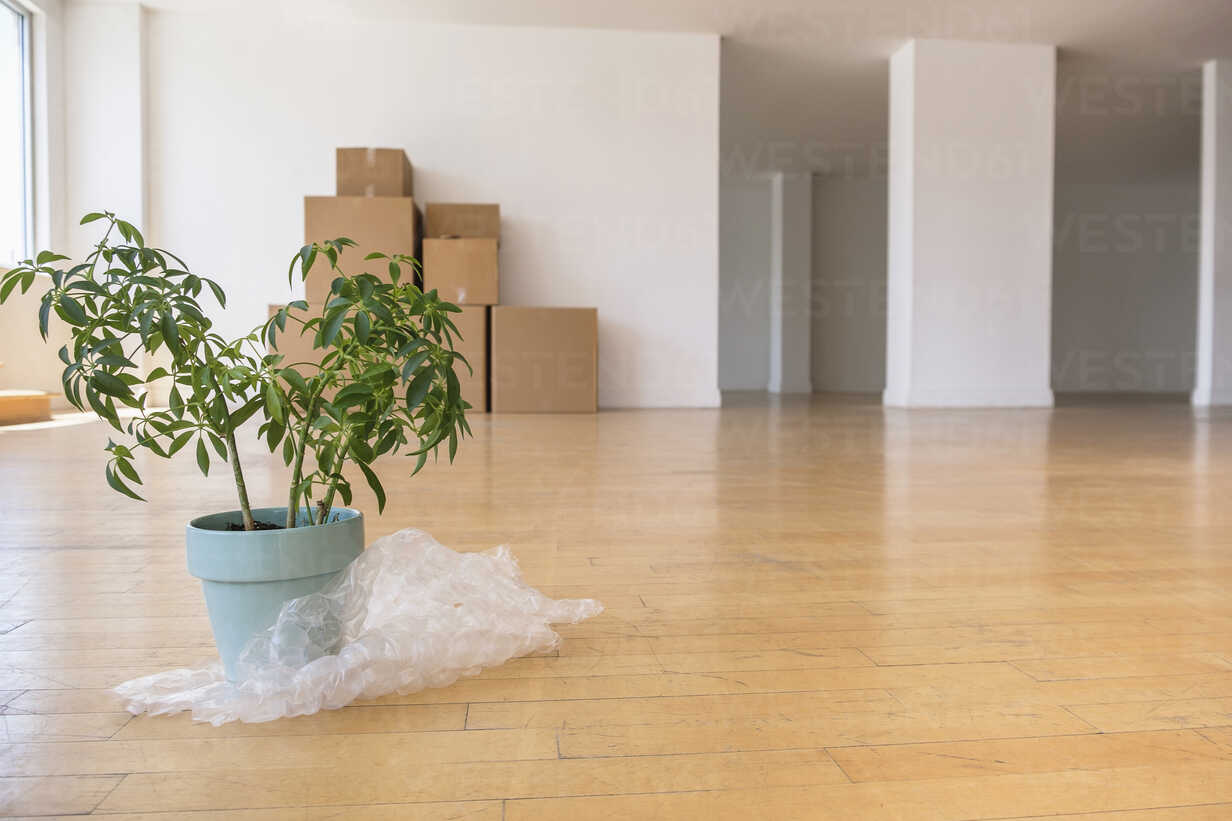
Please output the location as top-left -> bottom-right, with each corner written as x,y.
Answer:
884,386 -> 1054,408
1191,386 -> 1232,406
768,380 -> 813,395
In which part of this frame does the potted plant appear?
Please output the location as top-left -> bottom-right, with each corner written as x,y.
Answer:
0,212 -> 470,679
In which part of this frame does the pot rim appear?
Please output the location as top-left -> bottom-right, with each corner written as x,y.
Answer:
187,506 -> 363,535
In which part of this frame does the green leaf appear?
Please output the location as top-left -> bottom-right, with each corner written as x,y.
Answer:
105,463 -> 146,501
356,460 -> 387,513
266,418 -> 285,452
117,220 -> 144,247
446,367 -> 460,406
266,383 -> 284,424
91,371 -> 132,399
115,458 -> 143,485
355,311 -> 370,344
80,212 -> 107,224
334,382 -> 372,408
206,279 -> 227,308
400,349 -> 430,382
406,368 -> 433,410
168,430 -> 194,455
195,437 -> 210,476
57,296 -> 88,326
36,250 -> 70,265
230,396 -> 263,428
37,299 -> 50,340
319,308 -> 347,348
0,274 -> 21,303
207,431 -> 228,460
160,312 -> 181,354
280,367 -> 308,395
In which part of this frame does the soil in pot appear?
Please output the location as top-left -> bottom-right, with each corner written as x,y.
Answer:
225,520 -> 284,531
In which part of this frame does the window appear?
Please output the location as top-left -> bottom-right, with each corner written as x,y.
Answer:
1,0 -> 30,266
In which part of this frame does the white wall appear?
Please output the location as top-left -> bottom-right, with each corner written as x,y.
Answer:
718,176 -> 771,390
62,7 -> 721,409
1053,182 -> 1198,393
886,39 -> 1056,408
1052,56 -> 1200,396
811,174 -> 886,393
64,2 -> 144,258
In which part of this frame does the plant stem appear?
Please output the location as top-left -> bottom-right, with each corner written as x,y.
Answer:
315,436 -> 350,524
222,411 -> 254,531
285,390 -> 322,528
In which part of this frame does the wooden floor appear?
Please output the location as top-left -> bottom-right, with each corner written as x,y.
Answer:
2,395 -> 1232,819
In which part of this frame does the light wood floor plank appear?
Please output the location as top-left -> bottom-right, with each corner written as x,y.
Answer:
503,761 -> 1232,821
827,728 -> 1232,782
3,398 -> 1232,817
96,749 -> 847,812
0,775 -> 122,816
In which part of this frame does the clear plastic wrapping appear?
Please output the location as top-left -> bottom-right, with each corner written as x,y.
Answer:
114,528 -> 603,725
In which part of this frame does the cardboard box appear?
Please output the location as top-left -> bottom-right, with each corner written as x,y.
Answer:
450,306 -> 488,413
425,203 -> 500,239
267,304 -> 322,371
336,148 -> 413,197
303,196 -> 421,305
491,307 -> 597,413
423,238 -> 499,305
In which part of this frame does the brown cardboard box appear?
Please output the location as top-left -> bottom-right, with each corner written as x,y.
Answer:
423,238 -> 499,305
491,307 -> 597,413
336,148 -> 413,197
267,304 -> 322,371
303,196 -> 421,305
451,306 -> 488,413
425,204 -> 500,239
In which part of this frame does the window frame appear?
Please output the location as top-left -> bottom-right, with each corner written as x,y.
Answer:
2,0 -> 33,266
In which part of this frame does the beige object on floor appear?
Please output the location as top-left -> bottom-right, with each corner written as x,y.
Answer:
451,305 -> 489,412
0,388 -> 51,424
490,306 -> 597,413
0,362 -> 53,424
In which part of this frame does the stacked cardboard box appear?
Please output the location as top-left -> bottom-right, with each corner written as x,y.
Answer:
491,307 -> 597,413
273,148 -> 599,415
423,202 -> 599,413
422,204 -> 500,412
270,147 -> 421,371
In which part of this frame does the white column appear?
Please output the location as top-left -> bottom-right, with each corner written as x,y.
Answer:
1194,59 -> 1232,406
768,171 -> 812,394
884,39 -> 1055,408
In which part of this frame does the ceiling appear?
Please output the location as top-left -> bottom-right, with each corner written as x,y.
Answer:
145,0 -> 1232,178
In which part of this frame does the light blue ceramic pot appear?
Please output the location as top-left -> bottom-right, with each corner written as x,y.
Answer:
186,506 -> 364,681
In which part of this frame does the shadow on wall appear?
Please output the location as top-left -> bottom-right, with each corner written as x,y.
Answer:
1051,56 -> 1201,395
811,174 -> 887,394
718,173 -> 888,395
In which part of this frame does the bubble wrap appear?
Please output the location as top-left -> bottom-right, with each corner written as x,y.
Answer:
114,528 -> 603,725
